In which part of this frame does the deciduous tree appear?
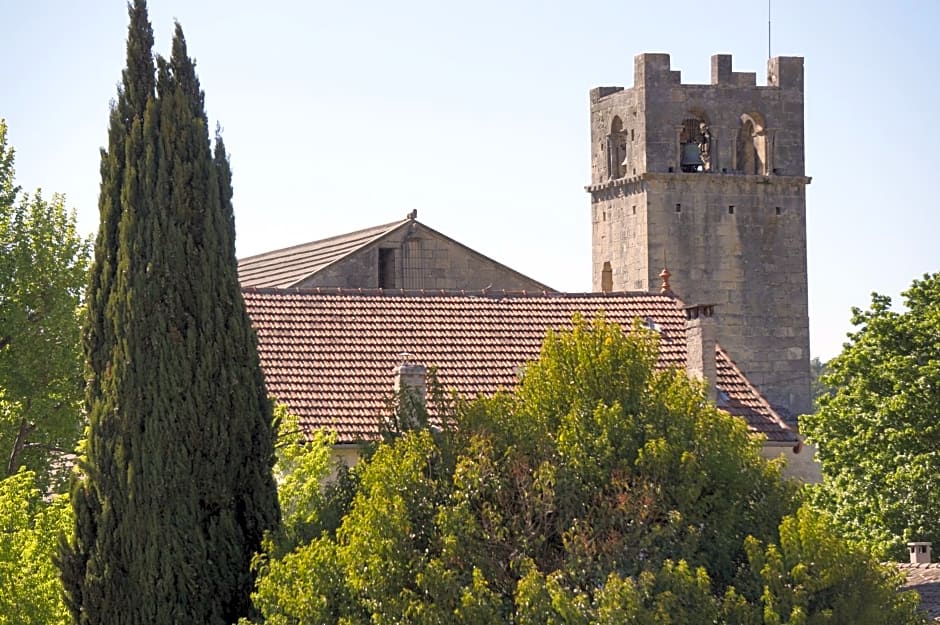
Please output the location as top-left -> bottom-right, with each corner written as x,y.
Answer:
0,119 -> 90,492
0,470 -> 70,625
248,316 -> 923,624
809,356 -> 832,411
803,271 -> 940,559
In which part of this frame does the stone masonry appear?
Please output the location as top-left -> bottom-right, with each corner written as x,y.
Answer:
587,54 -> 811,418
300,220 -> 550,292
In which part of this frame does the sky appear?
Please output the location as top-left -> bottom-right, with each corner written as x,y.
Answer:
1,0 -> 938,361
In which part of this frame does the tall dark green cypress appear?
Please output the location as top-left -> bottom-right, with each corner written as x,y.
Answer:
58,3 -> 279,623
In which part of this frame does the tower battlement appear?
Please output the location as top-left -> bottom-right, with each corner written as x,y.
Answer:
589,53 -> 805,183
593,53 -> 804,93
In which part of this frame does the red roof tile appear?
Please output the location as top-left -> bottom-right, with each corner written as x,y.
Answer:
243,288 -> 797,445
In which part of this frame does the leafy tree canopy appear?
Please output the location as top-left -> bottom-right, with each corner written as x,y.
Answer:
0,119 -> 90,492
0,470 -> 71,625
249,315 -> 923,625
803,271 -> 940,559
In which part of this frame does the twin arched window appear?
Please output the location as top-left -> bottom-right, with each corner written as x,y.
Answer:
605,110 -> 774,176
677,110 -> 772,174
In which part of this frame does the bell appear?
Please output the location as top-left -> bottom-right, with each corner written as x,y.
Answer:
680,142 -> 702,171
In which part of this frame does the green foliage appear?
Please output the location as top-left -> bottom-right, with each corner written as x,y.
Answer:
245,315 -> 922,624
264,406 -> 349,557
743,504 -> 922,625
802,272 -> 940,559
58,3 -> 279,623
245,410 -> 350,625
809,356 -> 832,412
0,119 -> 91,491
0,470 -> 71,625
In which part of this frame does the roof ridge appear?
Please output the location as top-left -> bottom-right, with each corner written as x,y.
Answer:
241,287 -> 680,300
238,218 -> 409,262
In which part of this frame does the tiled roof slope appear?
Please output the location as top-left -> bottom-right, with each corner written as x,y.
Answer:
899,563 -> 940,621
243,288 -> 797,445
238,219 -> 409,288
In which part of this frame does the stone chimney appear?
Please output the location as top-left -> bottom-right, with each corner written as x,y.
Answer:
909,542 -> 932,564
685,304 -> 717,402
393,353 -> 427,408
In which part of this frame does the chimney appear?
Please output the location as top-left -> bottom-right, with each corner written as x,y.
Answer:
908,542 -> 932,564
393,353 -> 427,408
685,304 -> 717,403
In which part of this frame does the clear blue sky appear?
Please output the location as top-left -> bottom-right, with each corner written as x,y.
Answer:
2,1 -> 937,360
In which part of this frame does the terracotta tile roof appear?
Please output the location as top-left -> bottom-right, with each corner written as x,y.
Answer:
243,288 -> 797,445
899,563 -> 940,621
238,219 -> 409,288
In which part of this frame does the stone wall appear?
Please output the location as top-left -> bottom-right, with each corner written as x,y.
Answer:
761,442 -> 821,483
299,222 -> 551,292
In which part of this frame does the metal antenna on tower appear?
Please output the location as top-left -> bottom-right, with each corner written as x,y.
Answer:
768,0 -> 772,61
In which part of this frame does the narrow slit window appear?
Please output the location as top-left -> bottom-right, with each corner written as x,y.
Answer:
728,205 -> 735,214
601,261 -> 613,293
675,203 -> 682,213
378,248 -> 395,289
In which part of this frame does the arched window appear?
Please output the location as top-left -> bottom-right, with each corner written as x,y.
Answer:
737,112 -> 768,175
607,116 -> 627,179
679,112 -> 711,172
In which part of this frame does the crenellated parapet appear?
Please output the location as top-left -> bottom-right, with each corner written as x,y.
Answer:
589,53 -> 805,185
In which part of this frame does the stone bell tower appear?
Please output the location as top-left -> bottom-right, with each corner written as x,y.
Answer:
587,53 -> 811,418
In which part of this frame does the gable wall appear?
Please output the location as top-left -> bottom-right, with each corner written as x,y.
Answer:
297,225 -> 549,291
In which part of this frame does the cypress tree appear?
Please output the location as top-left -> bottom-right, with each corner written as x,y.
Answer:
58,3 -> 280,624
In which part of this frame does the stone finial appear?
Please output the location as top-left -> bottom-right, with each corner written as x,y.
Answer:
909,542 -> 932,564
406,209 -> 418,220
659,267 -> 672,294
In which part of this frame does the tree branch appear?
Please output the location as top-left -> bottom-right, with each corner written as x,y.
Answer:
21,442 -> 72,455
6,410 -> 36,476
